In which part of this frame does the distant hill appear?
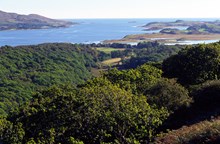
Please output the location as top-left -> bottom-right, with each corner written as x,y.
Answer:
0,10 -> 74,30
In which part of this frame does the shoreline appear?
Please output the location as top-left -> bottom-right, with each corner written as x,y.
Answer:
103,33 -> 220,44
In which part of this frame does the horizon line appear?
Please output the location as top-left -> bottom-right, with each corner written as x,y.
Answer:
58,17 -> 220,20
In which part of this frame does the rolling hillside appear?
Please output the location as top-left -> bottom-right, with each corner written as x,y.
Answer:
0,10 -> 73,30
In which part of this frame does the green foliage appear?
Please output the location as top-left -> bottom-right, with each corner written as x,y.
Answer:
0,118 -> 25,144
163,43 -> 220,85
0,118 -> 12,141
123,42 -> 183,68
146,78 -> 192,113
2,85 -> 79,144
87,41 -> 183,68
2,41 -> 220,144
68,137 -> 84,144
0,43 -> 98,116
26,138 -> 37,144
1,83 -> 168,144
160,80 -> 220,133
102,64 -> 162,94
77,85 -> 168,143
191,80 -> 220,110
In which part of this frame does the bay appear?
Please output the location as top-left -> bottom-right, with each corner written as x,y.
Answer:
0,18 -> 219,46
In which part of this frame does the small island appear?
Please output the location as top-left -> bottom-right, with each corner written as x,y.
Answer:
105,20 -> 220,44
0,10 -> 74,30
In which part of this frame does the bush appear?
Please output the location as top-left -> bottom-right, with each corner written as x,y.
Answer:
146,78 -> 192,113
192,80 -> 220,110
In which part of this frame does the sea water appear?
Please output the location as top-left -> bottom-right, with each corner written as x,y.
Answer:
0,18 -> 219,46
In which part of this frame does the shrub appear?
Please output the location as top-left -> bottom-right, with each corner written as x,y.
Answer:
146,78 -> 192,112
191,80 -> 220,110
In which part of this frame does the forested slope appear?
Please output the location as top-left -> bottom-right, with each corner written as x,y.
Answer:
1,42 -> 220,143
0,43 -> 97,116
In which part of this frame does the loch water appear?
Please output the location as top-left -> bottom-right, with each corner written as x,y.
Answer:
0,18 -> 219,46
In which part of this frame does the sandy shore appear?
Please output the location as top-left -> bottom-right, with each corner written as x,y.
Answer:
104,33 -> 220,44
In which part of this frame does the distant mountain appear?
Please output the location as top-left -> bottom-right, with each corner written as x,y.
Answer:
0,10 -> 74,30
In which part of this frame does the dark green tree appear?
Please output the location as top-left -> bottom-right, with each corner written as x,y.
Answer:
146,78 -> 192,112
191,80 -> 220,110
163,44 -> 220,85
0,43 -> 98,116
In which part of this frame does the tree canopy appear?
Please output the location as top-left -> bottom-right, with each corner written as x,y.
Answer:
146,78 -> 192,113
163,43 -> 220,85
1,41 -> 220,143
0,43 -> 98,116
102,64 -> 162,94
0,83 -> 168,144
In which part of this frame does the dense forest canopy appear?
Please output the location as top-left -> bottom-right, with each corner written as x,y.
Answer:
0,43 -> 98,116
0,42 -> 184,117
91,41 -> 184,68
1,42 -> 220,143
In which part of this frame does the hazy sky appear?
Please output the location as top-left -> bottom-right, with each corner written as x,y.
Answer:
0,0 -> 219,19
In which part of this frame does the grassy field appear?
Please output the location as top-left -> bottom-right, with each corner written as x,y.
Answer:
101,58 -> 121,65
90,48 -> 125,77
96,47 -> 125,54
90,58 -> 122,77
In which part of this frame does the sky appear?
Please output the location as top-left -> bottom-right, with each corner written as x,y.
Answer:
0,0 -> 220,19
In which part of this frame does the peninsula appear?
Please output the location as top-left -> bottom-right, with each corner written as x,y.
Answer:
105,20 -> 220,44
0,10 -> 74,30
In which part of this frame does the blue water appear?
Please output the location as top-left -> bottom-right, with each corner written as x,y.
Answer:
0,18 -> 219,46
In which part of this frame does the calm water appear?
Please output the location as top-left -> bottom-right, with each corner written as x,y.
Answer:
0,18 -> 219,46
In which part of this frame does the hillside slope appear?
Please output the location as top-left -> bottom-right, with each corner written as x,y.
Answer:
155,117 -> 220,144
0,10 -> 73,30
0,43 -> 97,116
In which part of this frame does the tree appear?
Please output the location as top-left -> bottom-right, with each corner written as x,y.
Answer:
163,44 -> 220,85
0,43 -> 98,116
0,118 -> 25,144
191,80 -> 220,110
146,78 -> 192,113
76,84 -> 168,143
102,64 -> 162,94
1,84 -> 169,144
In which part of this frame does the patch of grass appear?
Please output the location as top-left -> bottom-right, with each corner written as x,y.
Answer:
101,58 -> 121,65
96,47 -> 125,54
90,67 -> 106,77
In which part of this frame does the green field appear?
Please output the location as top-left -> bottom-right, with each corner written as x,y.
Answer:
96,47 -> 125,54
101,57 -> 121,65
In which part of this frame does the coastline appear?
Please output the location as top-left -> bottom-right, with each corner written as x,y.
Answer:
104,33 -> 220,45
2,18 -> 220,46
